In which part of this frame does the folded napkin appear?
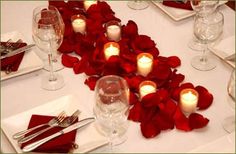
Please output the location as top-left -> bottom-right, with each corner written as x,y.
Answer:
1,42 -> 27,72
163,0 -> 193,10
21,114 -> 78,153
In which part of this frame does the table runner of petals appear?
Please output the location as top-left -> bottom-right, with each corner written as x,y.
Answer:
49,0 -> 213,138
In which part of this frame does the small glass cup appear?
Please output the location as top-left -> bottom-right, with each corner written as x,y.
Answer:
105,20 -> 121,42
71,14 -> 87,35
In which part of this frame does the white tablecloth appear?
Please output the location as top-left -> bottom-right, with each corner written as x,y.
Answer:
1,1 -> 235,153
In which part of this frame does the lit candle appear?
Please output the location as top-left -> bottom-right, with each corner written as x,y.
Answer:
71,15 -> 86,34
180,88 -> 199,114
106,20 -> 121,42
139,80 -> 157,99
84,0 -> 97,11
137,53 -> 153,77
104,42 -> 120,60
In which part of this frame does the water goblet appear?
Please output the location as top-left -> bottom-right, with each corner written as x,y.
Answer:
191,11 -> 224,71
93,75 -> 130,150
32,5 -> 65,90
127,1 -> 149,10
222,69 -> 235,133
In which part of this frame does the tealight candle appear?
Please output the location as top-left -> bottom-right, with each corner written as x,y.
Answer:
180,88 -> 199,114
84,0 -> 97,11
71,15 -> 86,34
139,80 -> 157,99
106,20 -> 121,42
103,42 -> 120,60
137,53 -> 153,77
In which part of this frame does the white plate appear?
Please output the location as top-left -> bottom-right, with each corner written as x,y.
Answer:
1,94 -> 109,153
151,1 -> 228,21
209,35 -> 235,68
1,31 -> 43,81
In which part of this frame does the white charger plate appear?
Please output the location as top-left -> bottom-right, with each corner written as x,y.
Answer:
1,31 -> 43,81
1,94 -> 109,153
151,1 -> 228,21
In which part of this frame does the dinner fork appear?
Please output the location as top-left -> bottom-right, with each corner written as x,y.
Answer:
12,111 -> 66,140
18,109 -> 80,144
0,39 -> 23,55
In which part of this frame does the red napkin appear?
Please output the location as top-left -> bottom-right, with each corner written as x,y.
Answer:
20,114 -> 78,153
163,0 -> 193,10
1,42 -> 27,72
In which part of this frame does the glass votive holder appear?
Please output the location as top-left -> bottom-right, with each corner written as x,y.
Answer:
71,14 -> 86,34
105,20 -> 121,42
103,42 -> 120,60
139,80 -> 157,99
137,53 -> 153,77
180,88 -> 199,114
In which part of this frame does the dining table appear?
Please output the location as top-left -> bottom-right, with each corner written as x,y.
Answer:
1,1 -> 235,153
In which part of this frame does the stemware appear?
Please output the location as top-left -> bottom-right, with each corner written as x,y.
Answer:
32,5 -> 65,90
93,75 -> 130,149
191,11 -> 224,71
188,0 -> 219,51
127,1 -> 149,10
222,69 -> 235,133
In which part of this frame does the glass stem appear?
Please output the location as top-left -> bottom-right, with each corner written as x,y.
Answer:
48,40 -> 56,82
201,43 -> 208,63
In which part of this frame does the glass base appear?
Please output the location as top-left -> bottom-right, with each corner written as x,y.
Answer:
191,56 -> 216,71
41,73 -> 65,91
222,116 -> 235,133
127,1 -> 149,10
43,58 -> 64,72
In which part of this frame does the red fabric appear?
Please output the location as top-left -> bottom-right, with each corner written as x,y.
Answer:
21,115 -> 77,153
1,42 -> 26,72
163,1 -> 193,10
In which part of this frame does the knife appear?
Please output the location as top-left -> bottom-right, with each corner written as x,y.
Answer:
22,117 -> 95,152
0,44 -> 35,59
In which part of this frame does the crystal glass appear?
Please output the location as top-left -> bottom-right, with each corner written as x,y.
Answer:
222,69 -> 235,133
127,1 -> 149,10
188,0 -> 219,51
32,5 -> 65,90
191,11 -> 224,71
93,75 -> 130,149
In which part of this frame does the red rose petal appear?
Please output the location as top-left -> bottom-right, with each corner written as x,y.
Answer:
172,82 -> 194,101
129,92 -> 139,105
195,86 -> 213,110
61,54 -> 79,68
173,106 -> 192,131
120,61 -> 136,74
122,20 -> 138,39
141,93 -> 160,108
73,56 -> 88,74
167,56 -> 181,68
125,76 -> 144,92
132,35 -> 156,51
128,101 -> 143,122
84,76 -> 99,91
189,113 -> 209,129
154,112 -> 174,130
162,99 -> 177,117
141,121 -> 160,138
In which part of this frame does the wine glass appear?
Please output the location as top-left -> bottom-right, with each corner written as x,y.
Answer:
188,0 -> 219,51
191,11 -> 224,71
93,75 -> 130,150
222,69 -> 235,133
32,5 -> 65,90
127,1 -> 149,10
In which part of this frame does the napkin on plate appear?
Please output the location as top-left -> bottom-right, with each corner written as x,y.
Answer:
163,0 -> 193,10
20,114 -> 78,153
1,42 -> 27,72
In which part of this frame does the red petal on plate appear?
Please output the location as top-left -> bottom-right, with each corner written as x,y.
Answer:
195,86 -> 213,110
73,56 -> 88,74
129,92 -> 139,105
173,106 -> 192,131
84,76 -> 100,91
189,113 -> 209,129
141,93 -> 160,108
128,101 -> 143,122
140,120 -> 160,138
167,56 -> 181,68
61,54 -> 79,68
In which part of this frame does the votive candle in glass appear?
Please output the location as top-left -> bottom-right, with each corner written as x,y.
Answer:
180,88 -> 199,114
84,0 -> 97,11
71,14 -> 86,34
139,80 -> 157,99
106,20 -> 121,42
137,53 -> 153,77
103,42 -> 120,60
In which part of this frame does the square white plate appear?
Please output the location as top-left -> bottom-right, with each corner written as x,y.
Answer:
209,35 -> 235,68
1,31 -> 43,81
151,1 -> 228,21
1,94 -> 109,153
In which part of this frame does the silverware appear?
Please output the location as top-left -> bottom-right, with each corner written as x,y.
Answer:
22,117 -> 95,152
0,44 -> 35,59
18,110 -> 80,144
12,111 -> 66,140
